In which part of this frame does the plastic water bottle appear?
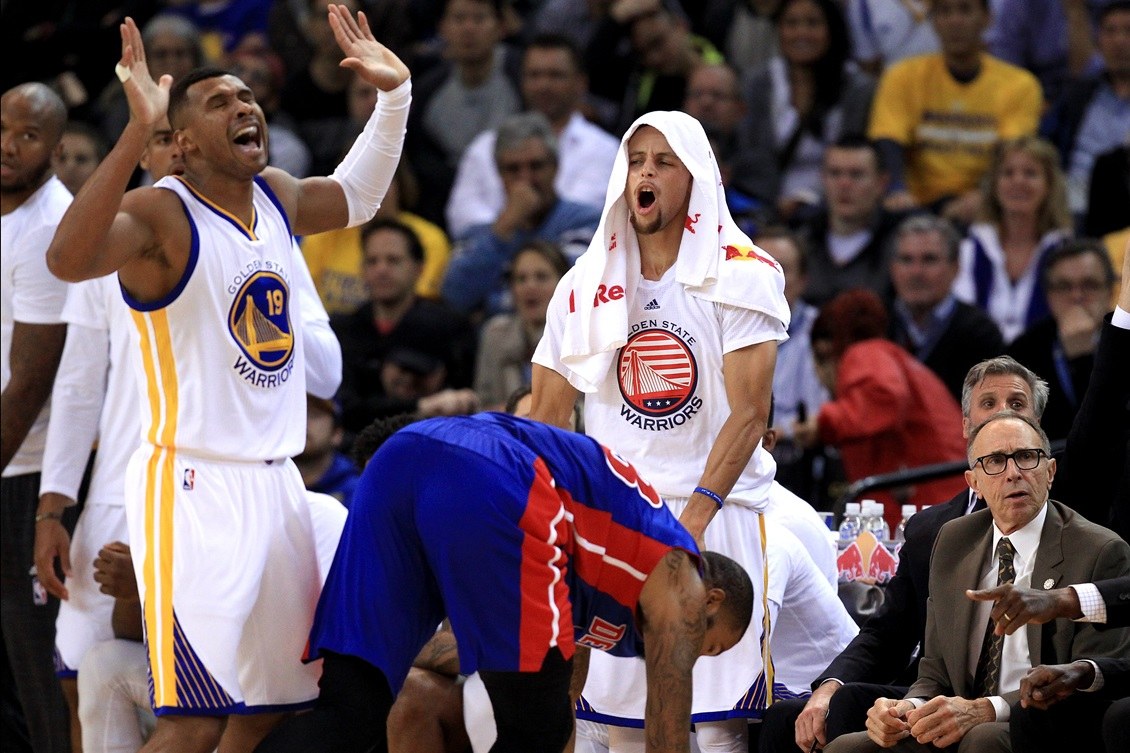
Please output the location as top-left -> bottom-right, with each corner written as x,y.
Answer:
894,504 -> 916,543
872,497 -> 890,540
838,502 -> 862,549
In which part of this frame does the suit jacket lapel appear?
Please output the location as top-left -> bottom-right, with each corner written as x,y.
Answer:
953,522 -> 994,693
1028,501 -> 1066,664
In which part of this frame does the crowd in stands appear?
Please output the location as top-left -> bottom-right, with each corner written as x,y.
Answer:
3,0 -> 1130,751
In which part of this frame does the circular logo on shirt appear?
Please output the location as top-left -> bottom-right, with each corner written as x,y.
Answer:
227,271 -> 293,371
616,328 -> 697,417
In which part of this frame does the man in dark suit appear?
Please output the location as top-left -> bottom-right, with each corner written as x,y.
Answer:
968,575 -> 1130,752
825,413 -> 1130,753
761,356 -> 1050,753
887,214 -> 1005,403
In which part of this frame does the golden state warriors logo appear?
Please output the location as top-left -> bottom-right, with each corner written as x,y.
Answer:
617,328 -> 700,429
228,271 -> 294,372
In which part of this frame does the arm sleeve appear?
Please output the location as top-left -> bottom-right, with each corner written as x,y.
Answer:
293,244 -> 342,400
38,322 -> 108,501
952,237 -> 977,304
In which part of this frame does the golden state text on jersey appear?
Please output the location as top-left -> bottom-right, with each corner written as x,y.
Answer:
616,318 -> 703,431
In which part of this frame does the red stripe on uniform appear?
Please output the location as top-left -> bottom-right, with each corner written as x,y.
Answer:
517,458 -> 574,671
566,499 -> 675,608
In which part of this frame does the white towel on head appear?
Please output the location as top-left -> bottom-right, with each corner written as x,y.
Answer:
558,110 -> 790,392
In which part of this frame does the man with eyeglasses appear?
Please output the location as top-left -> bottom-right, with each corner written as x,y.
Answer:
824,411 -> 1130,753
1008,239 -> 1116,443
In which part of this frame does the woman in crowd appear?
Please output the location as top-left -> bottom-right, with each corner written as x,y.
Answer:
953,135 -> 1074,343
733,0 -> 875,223
473,240 -> 568,411
793,289 -> 966,531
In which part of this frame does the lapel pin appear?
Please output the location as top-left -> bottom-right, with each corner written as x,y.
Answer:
1043,578 -> 1055,590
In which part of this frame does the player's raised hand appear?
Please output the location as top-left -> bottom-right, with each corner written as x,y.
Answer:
327,3 -> 410,92
117,16 -> 172,128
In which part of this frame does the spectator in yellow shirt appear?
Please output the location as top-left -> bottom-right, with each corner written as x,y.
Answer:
867,0 -> 1043,225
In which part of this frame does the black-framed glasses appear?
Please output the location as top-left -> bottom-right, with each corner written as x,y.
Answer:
972,448 -> 1047,475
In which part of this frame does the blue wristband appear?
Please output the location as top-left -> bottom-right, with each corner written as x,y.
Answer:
694,486 -> 724,509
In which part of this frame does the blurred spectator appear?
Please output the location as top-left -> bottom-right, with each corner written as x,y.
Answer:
529,0 -> 619,51
800,136 -> 904,306
163,0 -> 273,61
1008,239 -> 1116,441
986,0 -> 1099,105
294,395 -> 359,508
954,136 -> 1074,343
888,214 -> 1005,401
683,62 -> 750,182
844,0 -> 939,76
793,290 -> 967,529
279,0 -> 358,176
407,0 -> 523,225
441,112 -> 601,318
735,0 -> 875,223
754,230 -> 827,441
1043,1 -> 1130,218
445,33 -> 618,238
332,219 -> 477,434
754,227 -> 830,502
699,0 -> 783,76
1085,142 -> 1130,237
613,0 -> 725,134
581,0 -> 696,132
868,0 -> 1043,225
473,241 -> 569,410
303,159 -> 452,315
51,121 -> 108,196
94,13 -> 204,144
1,2 -> 133,114
227,49 -> 312,177
267,0 -> 414,81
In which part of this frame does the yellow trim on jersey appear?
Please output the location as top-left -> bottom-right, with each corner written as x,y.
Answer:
131,309 -> 180,707
760,512 -> 774,705
172,175 -> 259,240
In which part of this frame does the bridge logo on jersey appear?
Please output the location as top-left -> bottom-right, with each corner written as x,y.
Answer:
227,271 -> 294,373
617,328 -> 697,418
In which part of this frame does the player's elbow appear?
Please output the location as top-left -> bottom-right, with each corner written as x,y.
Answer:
45,244 -> 88,283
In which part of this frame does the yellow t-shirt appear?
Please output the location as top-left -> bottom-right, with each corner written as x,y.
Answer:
868,54 -> 1043,205
301,211 -> 452,316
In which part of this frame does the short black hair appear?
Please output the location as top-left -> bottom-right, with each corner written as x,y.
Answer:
351,413 -> 423,468
167,66 -> 232,129
753,225 -> 807,275
360,216 -> 425,263
524,33 -> 586,75
442,0 -> 505,19
827,134 -> 885,173
1100,1 -> 1130,23
1041,238 -> 1116,289
701,551 -> 753,636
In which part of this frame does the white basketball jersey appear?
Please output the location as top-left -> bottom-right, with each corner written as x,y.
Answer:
125,176 -> 306,461
538,267 -> 783,501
